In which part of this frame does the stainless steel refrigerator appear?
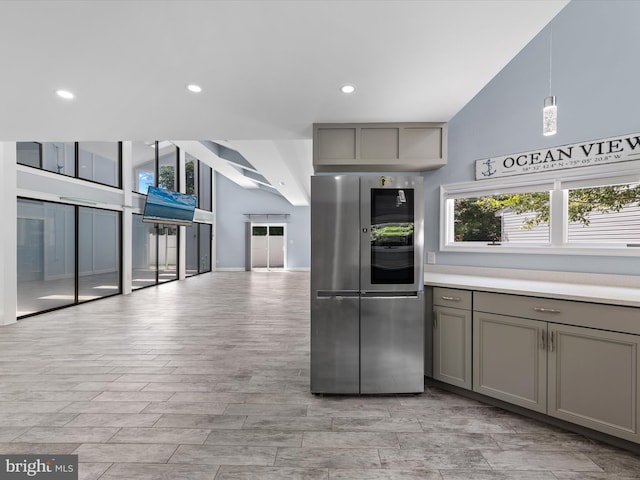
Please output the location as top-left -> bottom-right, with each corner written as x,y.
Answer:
310,175 -> 424,394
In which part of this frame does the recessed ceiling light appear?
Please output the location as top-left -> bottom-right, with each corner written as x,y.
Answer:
186,84 -> 202,93
56,89 -> 75,99
340,84 -> 356,94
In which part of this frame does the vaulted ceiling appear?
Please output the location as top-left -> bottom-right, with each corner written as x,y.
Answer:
0,0 -> 569,205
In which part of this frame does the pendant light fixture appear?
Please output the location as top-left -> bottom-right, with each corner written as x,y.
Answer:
543,29 -> 557,136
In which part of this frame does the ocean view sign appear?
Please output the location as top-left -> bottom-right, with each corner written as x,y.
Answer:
475,132 -> 640,180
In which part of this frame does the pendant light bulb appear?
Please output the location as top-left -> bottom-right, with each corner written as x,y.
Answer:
543,95 -> 557,136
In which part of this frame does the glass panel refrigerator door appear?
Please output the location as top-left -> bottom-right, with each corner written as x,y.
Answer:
361,176 -> 424,292
370,188 -> 415,284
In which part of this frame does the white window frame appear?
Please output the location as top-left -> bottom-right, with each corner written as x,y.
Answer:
440,161 -> 640,256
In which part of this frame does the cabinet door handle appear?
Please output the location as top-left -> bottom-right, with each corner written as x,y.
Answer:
549,331 -> 555,352
533,307 -> 562,314
441,296 -> 461,302
433,316 -> 437,329
540,330 -> 546,350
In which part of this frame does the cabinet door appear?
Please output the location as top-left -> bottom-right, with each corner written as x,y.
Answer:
433,306 -> 472,389
473,312 -> 547,413
548,324 -> 640,442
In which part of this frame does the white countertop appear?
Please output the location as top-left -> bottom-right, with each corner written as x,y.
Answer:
424,267 -> 640,308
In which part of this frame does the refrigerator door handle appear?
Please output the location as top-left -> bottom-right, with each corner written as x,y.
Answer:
360,291 -> 420,299
316,291 -> 360,299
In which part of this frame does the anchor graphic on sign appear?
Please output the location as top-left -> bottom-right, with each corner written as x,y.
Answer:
481,158 -> 496,177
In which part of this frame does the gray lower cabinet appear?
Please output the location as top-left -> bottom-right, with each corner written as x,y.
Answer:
431,287 -> 640,443
470,290 -> 640,443
473,312 -> 547,413
434,306 -> 472,389
432,288 -> 472,389
548,323 -> 640,443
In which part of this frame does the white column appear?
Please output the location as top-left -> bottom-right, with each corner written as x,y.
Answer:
178,147 -> 186,280
1,142 -> 18,325
121,141 -> 133,295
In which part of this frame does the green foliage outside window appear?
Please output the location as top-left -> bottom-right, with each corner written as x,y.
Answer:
185,160 -> 195,195
158,165 -> 176,191
454,184 -> 640,242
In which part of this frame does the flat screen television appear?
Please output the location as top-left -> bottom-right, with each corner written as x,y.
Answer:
142,186 -> 197,226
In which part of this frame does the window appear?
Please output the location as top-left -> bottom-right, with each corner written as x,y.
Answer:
157,143 -> 177,191
441,164 -> 640,255
132,214 -> 158,289
185,222 -> 212,277
17,141 -> 122,188
184,153 -> 212,211
185,153 -> 196,196
199,224 -> 212,272
78,142 -> 121,187
17,142 -> 41,168
566,182 -> 640,245
132,141 -> 181,194
131,215 -> 179,289
132,142 -> 156,194
78,207 -> 121,301
42,142 -> 76,176
198,161 -> 213,211
157,225 -> 178,283
451,189 -> 551,245
17,198 -> 122,318
17,199 -> 75,316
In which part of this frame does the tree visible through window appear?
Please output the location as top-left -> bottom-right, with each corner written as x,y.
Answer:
454,191 -> 550,243
452,183 -> 640,245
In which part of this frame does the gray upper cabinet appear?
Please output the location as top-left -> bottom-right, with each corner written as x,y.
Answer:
313,122 -> 447,173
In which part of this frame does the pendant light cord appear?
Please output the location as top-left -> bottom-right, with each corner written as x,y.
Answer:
548,28 -> 553,96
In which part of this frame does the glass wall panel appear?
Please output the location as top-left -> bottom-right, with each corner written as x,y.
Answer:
185,223 -> 199,277
78,207 -> 121,301
185,153 -> 196,196
198,162 -> 212,211
41,142 -> 76,176
132,141 -> 156,194
158,144 -> 177,191
78,142 -> 121,187
17,142 -> 41,168
199,223 -> 212,273
17,199 -> 75,316
132,214 -> 158,289
158,225 -> 178,283
185,223 -> 211,277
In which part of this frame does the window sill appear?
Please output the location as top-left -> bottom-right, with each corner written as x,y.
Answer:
441,244 -> 640,256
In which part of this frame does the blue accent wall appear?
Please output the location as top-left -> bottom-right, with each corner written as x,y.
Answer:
215,173 -> 310,269
424,0 -> 640,275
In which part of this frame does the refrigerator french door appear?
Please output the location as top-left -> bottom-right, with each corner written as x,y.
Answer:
311,175 -> 424,394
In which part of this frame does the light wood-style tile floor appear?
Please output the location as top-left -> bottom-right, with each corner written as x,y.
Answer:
1,271 -> 639,479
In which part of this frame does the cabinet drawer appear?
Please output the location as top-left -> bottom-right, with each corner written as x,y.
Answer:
433,287 -> 472,310
473,291 -> 640,334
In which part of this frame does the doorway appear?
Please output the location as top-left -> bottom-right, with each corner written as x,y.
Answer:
250,223 -> 286,271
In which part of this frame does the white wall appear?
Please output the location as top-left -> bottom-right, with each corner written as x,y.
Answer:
215,173 -> 310,270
